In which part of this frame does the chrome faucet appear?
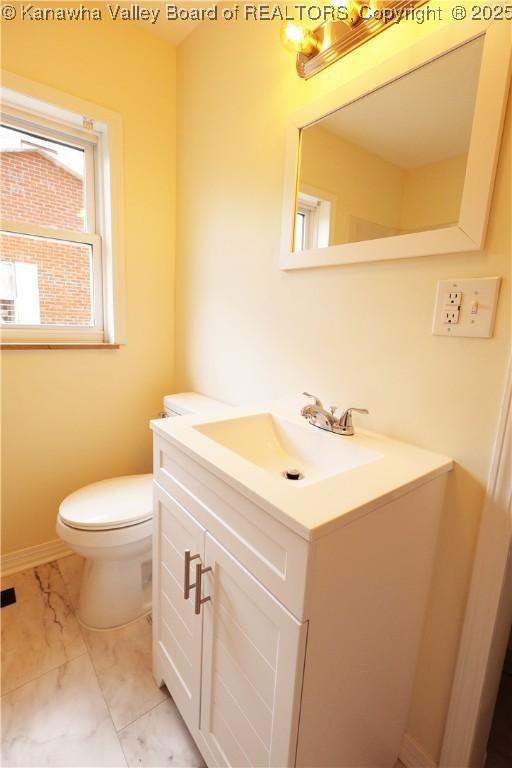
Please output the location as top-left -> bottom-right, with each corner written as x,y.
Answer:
301,392 -> 368,436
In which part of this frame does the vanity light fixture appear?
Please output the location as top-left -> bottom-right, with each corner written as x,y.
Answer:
283,0 -> 429,79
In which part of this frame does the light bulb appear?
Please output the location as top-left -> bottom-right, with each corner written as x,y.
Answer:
281,21 -> 320,56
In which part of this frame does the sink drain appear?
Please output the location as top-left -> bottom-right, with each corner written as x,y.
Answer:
282,468 -> 304,481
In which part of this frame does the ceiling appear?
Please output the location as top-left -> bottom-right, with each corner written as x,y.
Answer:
147,17 -> 200,46
125,1 -> 201,45
317,36 -> 484,169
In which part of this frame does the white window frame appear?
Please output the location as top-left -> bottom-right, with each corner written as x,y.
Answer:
294,188 -> 335,252
0,72 -> 125,346
295,199 -> 318,252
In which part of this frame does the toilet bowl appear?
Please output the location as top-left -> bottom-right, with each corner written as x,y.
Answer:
56,392 -> 229,630
57,474 -> 153,630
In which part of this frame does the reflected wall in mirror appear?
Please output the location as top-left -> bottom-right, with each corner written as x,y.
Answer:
294,37 -> 484,253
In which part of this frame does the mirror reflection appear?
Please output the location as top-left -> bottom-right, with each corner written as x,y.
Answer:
294,37 -> 484,253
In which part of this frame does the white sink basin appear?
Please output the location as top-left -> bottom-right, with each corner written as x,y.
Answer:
152,404 -> 453,539
194,412 -> 382,486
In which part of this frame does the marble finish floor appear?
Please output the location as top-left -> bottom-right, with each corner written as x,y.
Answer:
1,555 -> 205,767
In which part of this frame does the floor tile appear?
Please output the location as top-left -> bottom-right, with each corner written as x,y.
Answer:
1,654 -> 126,767
57,554 -> 85,610
119,698 -> 205,768
1,562 -> 86,694
83,614 -> 168,731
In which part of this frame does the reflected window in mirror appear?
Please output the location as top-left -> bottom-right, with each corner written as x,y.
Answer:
294,189 -> 334,251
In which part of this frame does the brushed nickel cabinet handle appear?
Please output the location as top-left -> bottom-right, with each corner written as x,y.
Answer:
184,549 -> 200,600
194,562 -> 212,615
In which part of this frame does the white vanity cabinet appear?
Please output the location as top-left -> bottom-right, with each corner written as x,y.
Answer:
152,428 -> 450,768
200,534 -> 306,767
153,479 -> 306,768
153,486 -> 204,730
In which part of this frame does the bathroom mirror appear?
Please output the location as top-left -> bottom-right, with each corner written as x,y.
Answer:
280,22 -> 511,270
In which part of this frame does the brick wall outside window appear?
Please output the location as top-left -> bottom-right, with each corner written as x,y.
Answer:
0,149 -> 92,325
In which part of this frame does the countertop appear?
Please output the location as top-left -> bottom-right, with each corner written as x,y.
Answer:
150,403 -> 453,541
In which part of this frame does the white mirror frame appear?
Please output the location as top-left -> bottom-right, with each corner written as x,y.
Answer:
280,20 -> 511,271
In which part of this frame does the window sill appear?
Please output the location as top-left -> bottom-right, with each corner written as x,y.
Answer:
0,343 -> 121,350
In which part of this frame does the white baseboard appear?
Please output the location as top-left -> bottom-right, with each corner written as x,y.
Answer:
1,539 -> 71,577
400,733 -> 437,768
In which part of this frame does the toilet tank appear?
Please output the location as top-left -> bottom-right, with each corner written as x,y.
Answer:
163,392 -> 229,418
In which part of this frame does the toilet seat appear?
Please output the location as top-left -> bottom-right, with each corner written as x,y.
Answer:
59,474 -> 153,532
57,514 -> 152,550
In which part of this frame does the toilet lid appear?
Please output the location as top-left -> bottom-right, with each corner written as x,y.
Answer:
59,474 -> 153,531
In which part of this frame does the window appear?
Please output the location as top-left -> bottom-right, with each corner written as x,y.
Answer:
0,118 -> 101,334
0,259 -> 40,323
294,190 -> 333,252
0,73 -> 124,346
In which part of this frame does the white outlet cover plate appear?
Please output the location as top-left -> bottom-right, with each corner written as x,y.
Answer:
432,277 -> 501,338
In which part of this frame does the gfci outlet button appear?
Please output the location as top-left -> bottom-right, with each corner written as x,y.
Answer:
432,277 -> 501,338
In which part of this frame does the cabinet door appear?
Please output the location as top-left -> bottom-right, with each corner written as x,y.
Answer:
199,534 -> 308,768
153,482 -> 205,730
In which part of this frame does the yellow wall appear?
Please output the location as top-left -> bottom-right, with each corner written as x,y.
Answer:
176,12 -> 510,761
300,124 -> 403,241
301,124 -> 467,241
401,153 -> 468,231
1,7 -> 176,552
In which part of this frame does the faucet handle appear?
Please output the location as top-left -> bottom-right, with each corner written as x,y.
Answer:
329,405 -> 337,416
302,392 -> 323,408
338,407 -> 369,435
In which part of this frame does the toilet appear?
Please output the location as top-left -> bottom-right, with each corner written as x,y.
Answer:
56,392 -> 228,630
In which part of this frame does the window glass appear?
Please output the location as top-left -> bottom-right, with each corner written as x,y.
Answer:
0,124 -> 86,232
0,232 -> 93,326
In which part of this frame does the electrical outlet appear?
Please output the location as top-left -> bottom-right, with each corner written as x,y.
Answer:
447,291 -> 462,306
443,308 -> 459,324
433,278 -> 501,338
